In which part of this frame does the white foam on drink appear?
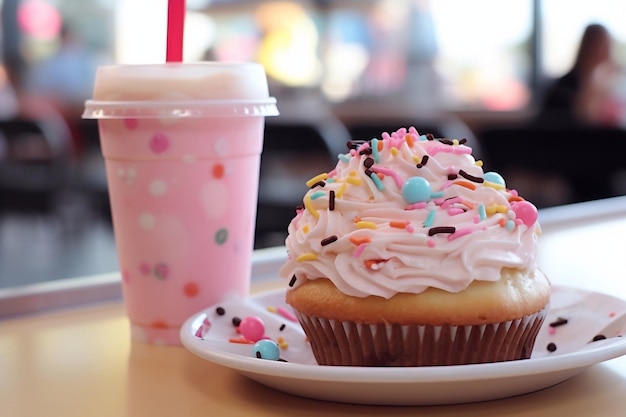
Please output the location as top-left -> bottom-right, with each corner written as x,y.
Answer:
93,63 -> 271,102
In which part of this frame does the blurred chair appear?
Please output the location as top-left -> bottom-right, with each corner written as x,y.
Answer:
478,125 -> 626,207
75,119 -> 110,220
255,117 -> 351,248
0,117 -> 72,213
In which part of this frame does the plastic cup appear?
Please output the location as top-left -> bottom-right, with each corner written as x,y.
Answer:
83,63 -> 278,345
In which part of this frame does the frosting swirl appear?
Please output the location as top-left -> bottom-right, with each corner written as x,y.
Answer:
280,127 -> 540,299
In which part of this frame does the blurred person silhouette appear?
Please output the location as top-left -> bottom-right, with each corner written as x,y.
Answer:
23,22 -> 105,155
539,23 -> 622,126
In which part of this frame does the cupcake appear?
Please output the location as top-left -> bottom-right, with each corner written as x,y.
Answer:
279,127 -> 549,366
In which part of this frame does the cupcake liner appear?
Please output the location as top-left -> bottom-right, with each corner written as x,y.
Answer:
295,308 -> 547,366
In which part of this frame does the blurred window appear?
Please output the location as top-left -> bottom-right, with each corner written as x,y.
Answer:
12,0 -> 626,114
541,0 -> 626,76
430,0 -> 533,110
539,1 -> 626,118
200,0 -> 534,111
321,0 -> 533,110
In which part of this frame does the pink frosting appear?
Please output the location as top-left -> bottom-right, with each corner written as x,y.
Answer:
280,127 -> 540,299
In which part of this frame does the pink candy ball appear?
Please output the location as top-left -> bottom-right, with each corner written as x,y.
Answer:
239,316 -> 265,342
512,201 -> 538,227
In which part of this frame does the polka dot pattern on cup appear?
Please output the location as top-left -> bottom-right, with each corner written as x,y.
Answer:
215,228 -> 228,245
151,320 -> 170,329
212,163 -> 225,179
138,262 -> 171,281
117,167 -> 137,184
140,262 -> 151,275
184,282 -> 200,298
153,263 -> 169,280
124,118 -> 138,130
150,180 -> 168,196
139,213 -> 155,230
110,120 -> 258,346
150,133 -> 170,154
214,138 -> 228,156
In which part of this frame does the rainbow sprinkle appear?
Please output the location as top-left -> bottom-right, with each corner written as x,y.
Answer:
296,253 -> 317,262
303,195 -> 319,219
356,221 -> 377,230
306,173 -> 328,188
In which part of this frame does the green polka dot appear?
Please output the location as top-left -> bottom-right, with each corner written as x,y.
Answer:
215,228 -> 228,245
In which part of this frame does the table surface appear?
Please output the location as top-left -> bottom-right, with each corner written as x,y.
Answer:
1,197 -> 626,417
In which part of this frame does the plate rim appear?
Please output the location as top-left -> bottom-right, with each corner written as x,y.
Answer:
180,284 -> 626,384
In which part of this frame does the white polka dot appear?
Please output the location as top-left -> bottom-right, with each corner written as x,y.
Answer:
131,325 -> 148,343
117,167 -> 138,184
158,114 -> 180,126
199,180 -> 228,218
214,138 -> 228,156
150,180 -> 167,196
139,213 -> 155,230
222,163 -> 232,177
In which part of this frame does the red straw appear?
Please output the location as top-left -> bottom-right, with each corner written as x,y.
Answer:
166,0 -> 186,62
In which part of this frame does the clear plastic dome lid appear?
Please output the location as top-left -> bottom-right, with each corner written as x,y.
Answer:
83,62 -> 279,119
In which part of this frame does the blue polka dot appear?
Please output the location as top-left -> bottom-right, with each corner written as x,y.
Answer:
215,228 -> 228,245
402,177 -> 432,204
483,172 -> 505,187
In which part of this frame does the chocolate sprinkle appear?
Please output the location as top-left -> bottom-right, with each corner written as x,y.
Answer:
364,157 -> 375,168
447,174 -> 458,180
438,139 -> 454,145
295,204 -> 304,212
592,334 -> 607,342
359,148 -> 373,155
288,275 -> 297,287
426,133 -> 435,141
347,140 -> 368,150
549,317 -> 569,327
216,307 -> 225,316
458,169 -> 484,183
428,226 -> 456,236
279,324 -> 286,331
547,342 -> 557,352
232,317 -> 242,327
416,155 -> 429,168
256,351 -> 262,358
459,138 -> 468,145
310,181 -> 326,189
321,235 -> 338,246
329,190 -> 335,211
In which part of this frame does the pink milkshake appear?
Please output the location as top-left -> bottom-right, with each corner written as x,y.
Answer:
83,63 -> 278,344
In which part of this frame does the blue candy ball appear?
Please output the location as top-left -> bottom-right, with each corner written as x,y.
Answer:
252,339 -> 280,361
402,176 -> 432,204
483,171 -> 506,187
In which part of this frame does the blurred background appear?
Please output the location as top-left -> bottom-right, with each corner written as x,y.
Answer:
1,0 -> 626,288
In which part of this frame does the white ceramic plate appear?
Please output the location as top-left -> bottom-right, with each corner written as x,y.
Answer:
180,285 -> 626,405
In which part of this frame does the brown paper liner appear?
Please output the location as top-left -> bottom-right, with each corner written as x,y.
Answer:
295,308 -> 547,366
